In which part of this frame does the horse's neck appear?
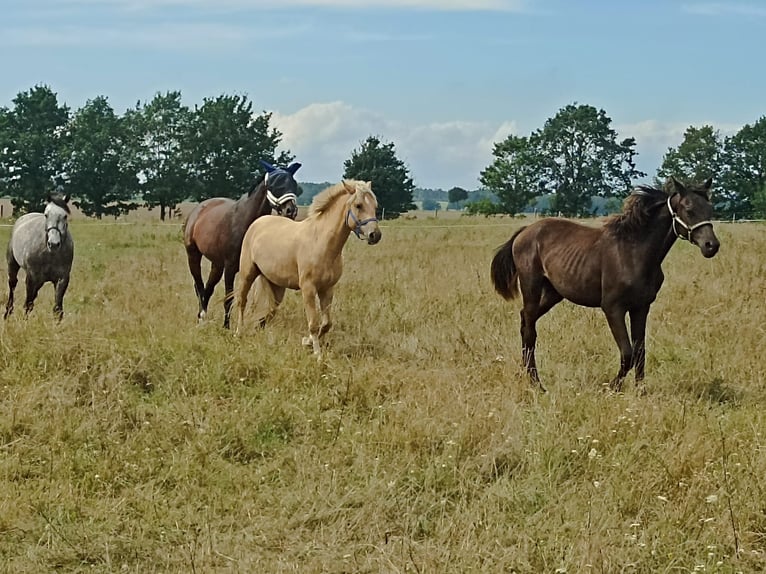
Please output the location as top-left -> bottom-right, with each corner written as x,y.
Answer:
645,207 -> 678,264
234,186 -> 269,229
310,197 -> 353,256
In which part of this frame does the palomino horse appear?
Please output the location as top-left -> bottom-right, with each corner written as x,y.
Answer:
5,192 -> 74,320
236,180 -> 381,355
491,177 -> 720,392
183,161 -> 300,328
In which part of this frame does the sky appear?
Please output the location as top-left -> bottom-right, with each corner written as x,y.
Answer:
2,0 -> 765,190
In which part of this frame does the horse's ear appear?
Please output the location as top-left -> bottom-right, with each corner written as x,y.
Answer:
63,194 -> 70,203
342,180 -> 356,193
286,162 -> 302,175
259,159 -> 276,173
669,176 -> 686,195
703,177 -> 713,190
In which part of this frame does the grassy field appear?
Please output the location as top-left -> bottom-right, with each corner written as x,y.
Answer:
0,214 -> 764,573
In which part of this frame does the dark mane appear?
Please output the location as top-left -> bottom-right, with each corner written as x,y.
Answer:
48,193 -> 71,214
604,185 -> 667,239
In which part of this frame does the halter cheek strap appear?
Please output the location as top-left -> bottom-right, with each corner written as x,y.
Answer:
346,209 -> 378,239
667,194 -> 713,243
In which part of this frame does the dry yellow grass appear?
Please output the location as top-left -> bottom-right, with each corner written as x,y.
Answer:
0,215 -> 764,573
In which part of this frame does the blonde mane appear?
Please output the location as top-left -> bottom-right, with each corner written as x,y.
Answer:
308,180 -> 375,217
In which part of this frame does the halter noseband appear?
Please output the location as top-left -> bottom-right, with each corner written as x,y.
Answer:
346,208 -> 378,239
666,193 -> 713,243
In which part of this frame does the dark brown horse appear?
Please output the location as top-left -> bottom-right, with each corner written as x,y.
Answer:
490,176 -> 720,391
183,161 -> 301,328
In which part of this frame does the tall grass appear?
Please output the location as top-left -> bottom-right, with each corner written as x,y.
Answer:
0,216 -> 764,573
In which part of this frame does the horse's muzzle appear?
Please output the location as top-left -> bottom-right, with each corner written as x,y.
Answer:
367,229 -> 382,245
700,239 -> 719,258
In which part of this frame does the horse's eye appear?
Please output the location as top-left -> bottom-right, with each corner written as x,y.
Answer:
356,203 -> 363,210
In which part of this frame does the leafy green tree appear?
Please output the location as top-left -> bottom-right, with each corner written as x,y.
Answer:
66,96 -> 138,218
124,91 -> 192,220
187,94 -> 293,201
479,135 -> 539,215
719,117 -> 766,218
447,186 -> 468,205
421,198 -> 440,211
464,198 -> 502,216
0,85 -> 70,213
535,104 -> 644,216
657,124 -> 722,187
751,184 -> 766,219
343,136 -> 415,219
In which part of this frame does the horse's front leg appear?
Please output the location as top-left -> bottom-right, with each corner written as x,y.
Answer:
318,286 -> 335,338
23,275 -> 43,316
604,306 -> 633,391
234,261 -> 258,336
53,274 -> 70,321
4,259 -> 19,319
629,306 -> 650,386
222,265 -> 236,329
300,284 -> 322,356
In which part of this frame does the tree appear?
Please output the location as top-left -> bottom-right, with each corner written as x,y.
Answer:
657,124 -> 722,186
479,135 -> 539,215
719,117 -> 766,219
343,135 -> 415,219
421,198 -> 440,211
0,85 -> 70,214
464,198 -> 502,216
447,186 -> 468,205
124,91 -> 192,220
187,94 -> 293,202
535,104 -> 644,216
66,96 -> 138,218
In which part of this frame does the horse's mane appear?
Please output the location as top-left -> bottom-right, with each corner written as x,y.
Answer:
308,181 -> 353,217
245,173 -> 266,197
48,193 -> 71,214
604,185 -> 667,239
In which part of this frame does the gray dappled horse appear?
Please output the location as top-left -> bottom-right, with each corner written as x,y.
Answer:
5,193 -> 74,320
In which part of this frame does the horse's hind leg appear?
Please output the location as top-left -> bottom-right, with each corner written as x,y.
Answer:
517,273 -> 546,389
256,281 -> 285,327
186,247 -> 208,321
4,257 -> 19,319
202,262 -> 224,323
53,274 -> 70,321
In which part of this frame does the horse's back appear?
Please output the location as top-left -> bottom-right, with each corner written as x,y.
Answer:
514,218 -> 604,306
183,197 -> 235,251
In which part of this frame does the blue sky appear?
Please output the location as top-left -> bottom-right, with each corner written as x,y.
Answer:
2,0 -> 765,189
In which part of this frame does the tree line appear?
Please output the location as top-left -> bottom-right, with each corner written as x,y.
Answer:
480,103 -> 766,219
2,85 -> 763,221
0,86 -> 415,221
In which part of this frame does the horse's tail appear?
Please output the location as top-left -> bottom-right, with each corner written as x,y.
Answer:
491,227 -> 526,300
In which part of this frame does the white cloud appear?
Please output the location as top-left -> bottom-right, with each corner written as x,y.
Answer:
271,102 -> 520,189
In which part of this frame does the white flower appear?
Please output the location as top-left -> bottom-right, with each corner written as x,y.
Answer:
706,494 -> 718,504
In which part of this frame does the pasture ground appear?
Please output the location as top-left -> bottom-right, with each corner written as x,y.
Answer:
0,214 -> 764,573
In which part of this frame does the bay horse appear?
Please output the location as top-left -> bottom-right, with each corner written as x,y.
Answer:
183,161 -> 301,328
235,180 -> 381,356
490,176 -> 720,392
5,192 -> 74,321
